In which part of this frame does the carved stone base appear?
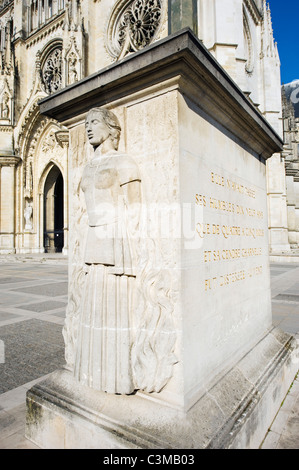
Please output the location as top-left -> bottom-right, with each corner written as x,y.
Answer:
25,327 -> 298,449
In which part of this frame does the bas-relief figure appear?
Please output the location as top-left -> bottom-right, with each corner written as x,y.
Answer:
1,92 -> 10,119
74,108 -> 141,394
72,107 -> 178,396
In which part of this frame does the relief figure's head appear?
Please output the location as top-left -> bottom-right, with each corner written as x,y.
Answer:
85,108 -> 121,151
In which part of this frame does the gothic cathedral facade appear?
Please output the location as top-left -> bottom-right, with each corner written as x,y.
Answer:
0,0 -> 295,255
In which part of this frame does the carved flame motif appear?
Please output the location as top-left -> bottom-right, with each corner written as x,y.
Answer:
132,265 -> 178,393
115,0 -> 162,59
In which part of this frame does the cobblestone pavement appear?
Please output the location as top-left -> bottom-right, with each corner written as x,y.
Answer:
0,256 -> 298,449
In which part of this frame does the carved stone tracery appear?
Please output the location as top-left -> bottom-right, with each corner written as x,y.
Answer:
41,46 -> 63,94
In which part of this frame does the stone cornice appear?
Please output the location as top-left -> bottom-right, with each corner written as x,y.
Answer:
39,28 -> 283,160
0,124 -> 13,132
25,12 -> 65,49
0,155 -> 20,166
285,160 -> 299,176
55,130 -> 69,148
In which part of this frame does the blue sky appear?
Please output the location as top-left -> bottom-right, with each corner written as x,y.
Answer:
269,0 -> 299,84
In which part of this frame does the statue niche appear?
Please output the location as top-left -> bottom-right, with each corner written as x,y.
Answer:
67,52 -> 78,85
24,200 -> 33,231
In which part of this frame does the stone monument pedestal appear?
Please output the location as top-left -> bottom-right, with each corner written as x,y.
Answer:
26,29 -> 299,449
26,328 -> 297,449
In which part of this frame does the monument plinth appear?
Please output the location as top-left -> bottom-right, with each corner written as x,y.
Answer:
26,29 -> 298,449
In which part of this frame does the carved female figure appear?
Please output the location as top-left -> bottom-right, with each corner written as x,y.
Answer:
24,201 -> 33,231
74,108 -> 141,395
1,92 -> 10,119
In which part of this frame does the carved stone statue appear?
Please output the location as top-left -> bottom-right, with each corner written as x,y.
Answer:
107,0 -> 163,60
1,92 -> 10,119
74,108 -> 141,395
68,53 -> 78,85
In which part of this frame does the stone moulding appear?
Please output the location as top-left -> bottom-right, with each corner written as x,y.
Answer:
0,125 -> 13,132
0,155 -> 20,166
243,0 -> 261,25
0,0 -> 13,16
39,28 -> 283,159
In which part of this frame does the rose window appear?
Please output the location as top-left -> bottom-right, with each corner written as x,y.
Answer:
42,47 -> 63,94
107,0 -> 163,60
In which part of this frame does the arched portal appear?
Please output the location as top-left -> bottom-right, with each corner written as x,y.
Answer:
43,165 -> 64,253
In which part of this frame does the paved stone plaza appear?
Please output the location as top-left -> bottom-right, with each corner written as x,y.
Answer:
0,256 -> 298,449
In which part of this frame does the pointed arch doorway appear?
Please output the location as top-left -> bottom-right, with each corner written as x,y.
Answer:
43,165 -> 64,253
